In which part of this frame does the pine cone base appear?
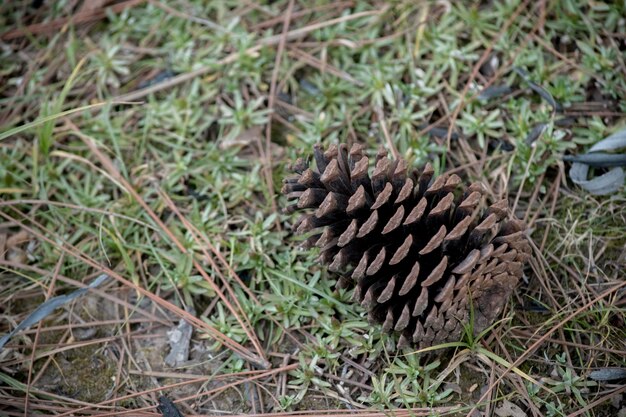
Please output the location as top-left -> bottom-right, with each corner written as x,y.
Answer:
282,143 -> 531,348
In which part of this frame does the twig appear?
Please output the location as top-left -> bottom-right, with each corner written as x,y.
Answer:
471,278 -> 626,417
156,189 -> 267,365
65,123 -> 270,368
264,0 -> 295,217
286,47 -> 362,86
0,0 -> 145,40
446,0 -> 533,161
250,1 -> 354,31
0,205 -> 264,369
148,0 -> 225,32
375,106 -> 399,159
110,9 -> 384,103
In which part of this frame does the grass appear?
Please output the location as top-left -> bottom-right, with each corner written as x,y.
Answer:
0,0 -> 625,416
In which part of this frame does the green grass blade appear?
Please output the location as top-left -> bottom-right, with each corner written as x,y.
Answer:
0,101 -> 136,142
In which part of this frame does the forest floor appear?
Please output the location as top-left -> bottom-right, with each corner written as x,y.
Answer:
0,1 -> 625,416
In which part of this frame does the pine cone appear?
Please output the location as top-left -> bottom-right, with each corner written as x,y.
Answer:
282,143 -> 531,348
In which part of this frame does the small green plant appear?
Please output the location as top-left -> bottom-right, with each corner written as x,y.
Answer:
458,106 -> 504,149
90,38 -> 130,94
286,352 -> 333,406
218,92 -> 270,141
525,352 -> 599,416
158,251 -> 214,306
360,355 -> 454,408
201,303 -> 250,351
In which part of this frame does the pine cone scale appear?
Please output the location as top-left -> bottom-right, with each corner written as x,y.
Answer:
381,205 -> 405,235
419,225 -> 447,255
452,249 -> 481,274
398,261 -> 420,295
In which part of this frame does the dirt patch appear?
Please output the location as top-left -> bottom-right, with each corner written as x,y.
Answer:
34,342 -> 116,403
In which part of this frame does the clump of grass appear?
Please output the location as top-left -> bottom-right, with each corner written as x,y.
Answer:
0,1 -> 625,416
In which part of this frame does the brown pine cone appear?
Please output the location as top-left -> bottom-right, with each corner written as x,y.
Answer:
282,143 -> 531,348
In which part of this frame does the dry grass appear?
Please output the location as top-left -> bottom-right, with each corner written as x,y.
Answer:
0,1 -> 625,416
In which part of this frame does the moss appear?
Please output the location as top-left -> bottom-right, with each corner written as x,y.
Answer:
35,342 -> 116,403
